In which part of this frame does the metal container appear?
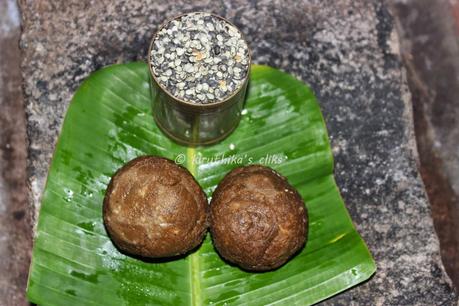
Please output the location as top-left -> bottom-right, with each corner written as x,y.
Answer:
147,13 -> 251,146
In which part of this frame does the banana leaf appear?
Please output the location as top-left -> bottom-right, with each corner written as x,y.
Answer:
26,62 -> 376,305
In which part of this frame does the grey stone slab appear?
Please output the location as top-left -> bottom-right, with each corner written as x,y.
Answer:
391,0 -> 459,290
19,0 -> 457,304
0,0 -> 31,305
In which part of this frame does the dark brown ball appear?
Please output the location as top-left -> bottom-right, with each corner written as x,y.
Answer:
103,156 -> 208,258
210,165 -> 308,271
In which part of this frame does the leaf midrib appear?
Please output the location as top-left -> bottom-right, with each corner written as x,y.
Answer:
187,147 -> 203,306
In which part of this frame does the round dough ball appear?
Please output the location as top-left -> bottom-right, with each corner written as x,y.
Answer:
103,156 -> 208,258
210,165 -> 308,271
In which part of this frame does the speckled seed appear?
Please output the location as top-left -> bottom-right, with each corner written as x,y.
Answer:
150,12 -> 250,104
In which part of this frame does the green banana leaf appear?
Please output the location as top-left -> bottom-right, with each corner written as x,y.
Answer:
26,62 -> 376,305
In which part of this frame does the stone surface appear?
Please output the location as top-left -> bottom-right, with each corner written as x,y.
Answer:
0,0 -> 32,305
390,0 -> 459,290
19,0 -> 458,304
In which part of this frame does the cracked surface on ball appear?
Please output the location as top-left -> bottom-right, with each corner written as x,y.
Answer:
210,165 -> 308,271
103,156 -> 208,258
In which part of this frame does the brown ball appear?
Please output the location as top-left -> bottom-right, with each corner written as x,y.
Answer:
103,156 -> 208,258
210,165 -> 308,271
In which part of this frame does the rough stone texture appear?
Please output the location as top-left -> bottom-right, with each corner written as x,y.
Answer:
390,0 -> 459,290
19,0 -> 458,304
0,0 -> 32,305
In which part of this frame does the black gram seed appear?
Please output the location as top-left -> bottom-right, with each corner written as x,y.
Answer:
150,12 -> 250,104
